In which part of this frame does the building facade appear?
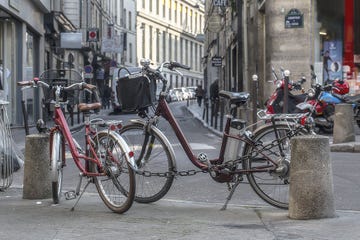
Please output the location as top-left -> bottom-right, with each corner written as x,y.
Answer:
0,0 -> 131,126
204,0 -> 360,123
136,0 -> 205,89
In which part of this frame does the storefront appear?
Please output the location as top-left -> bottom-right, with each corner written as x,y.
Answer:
315,0 -> 360,93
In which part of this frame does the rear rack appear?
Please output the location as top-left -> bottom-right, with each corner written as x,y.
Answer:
257,109 -> 307,120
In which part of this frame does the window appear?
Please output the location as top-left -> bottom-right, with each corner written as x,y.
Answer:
163,0 -> 166,18
129,43 -> 133,63
150,0 -> 153,12
168,33 -> 172,60
123,9 -> 126,28
162,31 -> 166,61
179,4 -> 183,23
156,29 -> 160,62
180,37 -> 183,63
149,26 -> 153,60
194,12 -> 198,33
190,9 -> 193,32
190,41 -> 193,68
174,36 -> 178,61
174,1 -> 177,23
169,0 -> 172,20
128,11 -> 132,30
142,24 -> 145,58
157,0 -> 160,14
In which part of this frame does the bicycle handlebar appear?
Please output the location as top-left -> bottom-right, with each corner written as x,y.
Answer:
17,79 -> 97,92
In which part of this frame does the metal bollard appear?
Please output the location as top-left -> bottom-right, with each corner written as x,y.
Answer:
23,134 -> 51,199
289,135 -> 335,219
333,103 -> 355,144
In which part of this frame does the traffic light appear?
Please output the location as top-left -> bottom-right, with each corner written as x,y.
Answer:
87,28 -> 99,42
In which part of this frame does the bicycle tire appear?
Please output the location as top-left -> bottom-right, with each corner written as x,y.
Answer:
91,131 -> 135,214
243,123 -> 309,209
119,121 -> 176,203
50,131 -> 64,204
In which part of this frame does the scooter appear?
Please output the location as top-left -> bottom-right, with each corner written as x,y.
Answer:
305,65 -> 360,133
265,67 -> 307,114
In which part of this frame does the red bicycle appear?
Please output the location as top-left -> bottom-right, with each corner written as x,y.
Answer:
18,69 -> 136,213
118,60 -> 314,210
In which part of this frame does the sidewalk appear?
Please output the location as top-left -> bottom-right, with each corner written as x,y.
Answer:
186,101 -> 360,152
1,104 -> 360,239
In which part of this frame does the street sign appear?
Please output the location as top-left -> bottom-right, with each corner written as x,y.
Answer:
212,56 -> 222,67
285,9 -> 304,29
87,28 -> 99,42
84,65 -> 93,74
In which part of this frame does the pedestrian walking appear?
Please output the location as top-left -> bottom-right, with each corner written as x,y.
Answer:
195,85 -> 205,107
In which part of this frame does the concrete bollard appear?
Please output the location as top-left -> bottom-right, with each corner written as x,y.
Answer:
333,103 -> 355,144
289,135 -> 335,219
23,134 -> 51,199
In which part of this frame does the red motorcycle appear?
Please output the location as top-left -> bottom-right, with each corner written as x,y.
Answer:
265,67 -> 307,114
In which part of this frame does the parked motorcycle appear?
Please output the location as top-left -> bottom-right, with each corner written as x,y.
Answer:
299,65 -> 360,133
265,65 -> 360,133
265,67 -> 307,114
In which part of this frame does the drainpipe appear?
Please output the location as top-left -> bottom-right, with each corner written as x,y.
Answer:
237,0 -> 243,91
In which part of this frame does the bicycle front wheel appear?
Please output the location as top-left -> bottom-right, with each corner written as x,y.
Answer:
243,123 -> 308,209
50,131 -> 64,204
119,122 -> 176,203
92,131 -> 135,214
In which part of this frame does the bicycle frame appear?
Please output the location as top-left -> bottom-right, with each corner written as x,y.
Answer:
49,105 -> 105,177
152,95 -> 286,174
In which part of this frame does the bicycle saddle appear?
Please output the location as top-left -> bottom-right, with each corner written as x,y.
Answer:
78,102 -> 102,112
219,90 -> 250,106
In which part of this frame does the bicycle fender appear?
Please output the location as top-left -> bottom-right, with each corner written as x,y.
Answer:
95,130 -> 139,171
127,119 -> 177,171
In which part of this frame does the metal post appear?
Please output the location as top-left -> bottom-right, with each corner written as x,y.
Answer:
252,74 -> 258,130
21,100 -> 29,136
283,70 -> 290,113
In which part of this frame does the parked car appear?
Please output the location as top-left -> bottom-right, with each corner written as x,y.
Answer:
166,89 -> 180,102
186,86 -> 197,99
172,87 -> 189,101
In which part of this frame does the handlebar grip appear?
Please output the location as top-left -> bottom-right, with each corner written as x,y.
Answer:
170,61 -> 191,70
83,83 -> 97,91
17,81 -> 33,87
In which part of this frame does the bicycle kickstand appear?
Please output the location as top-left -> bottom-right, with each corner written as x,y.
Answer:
70,178 -> 91,212
221,179 -> 241,211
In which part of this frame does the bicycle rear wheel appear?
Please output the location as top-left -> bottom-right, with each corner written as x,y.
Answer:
91,131 -> 135,214
243,123 -> 308,209
119,122 -> 176,203
50,131 -> 64,204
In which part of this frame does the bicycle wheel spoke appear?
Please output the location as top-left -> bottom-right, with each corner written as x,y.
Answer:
244,124 -> 309,209
91,132 -> 135,213
120,123 -> 175,203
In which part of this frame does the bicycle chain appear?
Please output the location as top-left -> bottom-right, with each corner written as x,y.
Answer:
133,128 -> 303,178
135,169 -> 208,178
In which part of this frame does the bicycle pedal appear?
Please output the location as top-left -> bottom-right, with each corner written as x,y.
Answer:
64,190 -> 77,200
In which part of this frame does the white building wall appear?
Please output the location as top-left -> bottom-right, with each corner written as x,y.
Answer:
137,0 -> 205,88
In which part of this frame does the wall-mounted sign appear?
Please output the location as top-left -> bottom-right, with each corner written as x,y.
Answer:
87,28 -> 99,42
213,0 -> 227,7
285,9 -> 303,29
207,14 -> 222,33
212,56 -> 222,67
60,32 -> 82,49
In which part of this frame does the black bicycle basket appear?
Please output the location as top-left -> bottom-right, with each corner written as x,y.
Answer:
116,68 -> 156,112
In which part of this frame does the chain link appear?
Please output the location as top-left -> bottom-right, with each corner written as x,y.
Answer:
136,168 -> 208,178
134,127 -> 303,178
